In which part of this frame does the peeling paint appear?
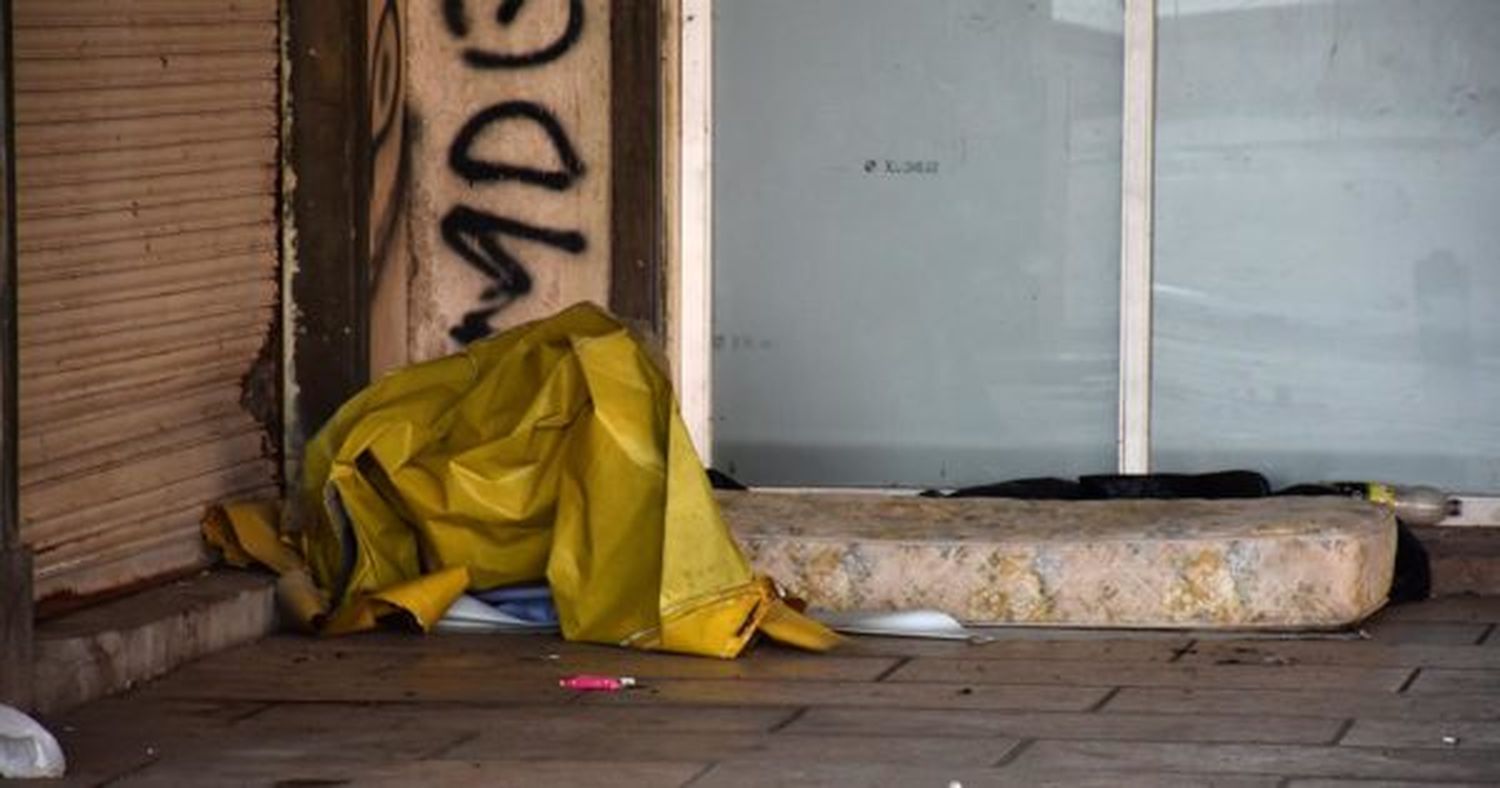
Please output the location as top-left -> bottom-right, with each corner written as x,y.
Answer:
278,0 -> 304,490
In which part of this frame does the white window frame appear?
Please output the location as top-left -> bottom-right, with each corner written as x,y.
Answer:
675,0 -> 1159,475
672,0 -> 1500,522
1118,0 -> 1156,473
676,0 -> 716,464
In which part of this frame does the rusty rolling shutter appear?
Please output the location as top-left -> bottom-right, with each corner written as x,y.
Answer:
13,0 -> 281,603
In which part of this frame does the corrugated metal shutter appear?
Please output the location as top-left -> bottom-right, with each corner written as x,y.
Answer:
13,0 -> 281,602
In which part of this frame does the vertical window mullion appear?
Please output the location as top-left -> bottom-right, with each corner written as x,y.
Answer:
1119,0 -> 1157,474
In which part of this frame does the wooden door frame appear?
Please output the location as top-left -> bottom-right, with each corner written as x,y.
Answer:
0,0 -> 32,711
285,1 -> 373,447
609,0 -> 666,346
285,0 -> 666,435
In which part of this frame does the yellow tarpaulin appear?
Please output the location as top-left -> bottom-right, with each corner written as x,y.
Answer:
206,303 -> 837,658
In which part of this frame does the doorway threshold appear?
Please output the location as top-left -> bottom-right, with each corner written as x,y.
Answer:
31,571 -> 275,715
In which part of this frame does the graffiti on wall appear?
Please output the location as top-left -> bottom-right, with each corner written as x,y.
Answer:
370,0 -> 409,285
440,0 -> 590,345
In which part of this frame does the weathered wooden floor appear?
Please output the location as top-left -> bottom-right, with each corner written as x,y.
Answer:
41,595 -> 1500,787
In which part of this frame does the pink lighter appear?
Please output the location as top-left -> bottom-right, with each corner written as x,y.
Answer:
558,674 -> 638,691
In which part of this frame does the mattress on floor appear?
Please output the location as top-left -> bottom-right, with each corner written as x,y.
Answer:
723,492 -> 1397,629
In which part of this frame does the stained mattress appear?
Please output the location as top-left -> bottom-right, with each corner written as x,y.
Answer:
723,492 -> 1397,629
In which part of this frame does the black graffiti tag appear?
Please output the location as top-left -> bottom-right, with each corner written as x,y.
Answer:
443,0 -> 585,69
369,0 -> 410,288
441,206 -> 587,344
448,101 -> 584,191
371,0 -> 404,151
440,1 -> 587,345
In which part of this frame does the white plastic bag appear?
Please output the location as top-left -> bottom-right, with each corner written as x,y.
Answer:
0,704 -> 66,779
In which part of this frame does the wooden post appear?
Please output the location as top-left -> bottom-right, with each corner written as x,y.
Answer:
0,552 -> 31,710
286,1 -> 372,444
609,0 -> 665,345
0,0 -> 33,711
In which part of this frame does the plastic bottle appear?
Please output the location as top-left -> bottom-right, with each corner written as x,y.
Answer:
1366,483 -> 1454,527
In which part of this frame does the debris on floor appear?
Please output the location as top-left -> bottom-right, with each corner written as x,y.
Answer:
433,594 -> 559,634
204,303 -> 838,658
815,609 -> 981,641
558,675 -> 637,692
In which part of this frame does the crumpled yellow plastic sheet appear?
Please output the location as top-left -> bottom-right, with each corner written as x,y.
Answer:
205,303 -> 838,658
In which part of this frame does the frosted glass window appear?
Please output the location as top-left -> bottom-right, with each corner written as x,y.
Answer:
712,0 -> 1123,487
1154,0 -> 1500,491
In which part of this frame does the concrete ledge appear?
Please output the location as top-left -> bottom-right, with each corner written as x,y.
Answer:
33,570 -> 277,715
724,492 -> 1397,630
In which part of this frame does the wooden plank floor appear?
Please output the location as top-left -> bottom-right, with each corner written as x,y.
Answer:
42,595 -> 1500,787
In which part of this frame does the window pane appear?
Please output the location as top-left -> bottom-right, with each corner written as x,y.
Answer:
1154,0 -> 1500,491
711,0 -> 1123,487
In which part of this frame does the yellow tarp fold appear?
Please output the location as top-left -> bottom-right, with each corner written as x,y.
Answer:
205,302 -> 837,658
